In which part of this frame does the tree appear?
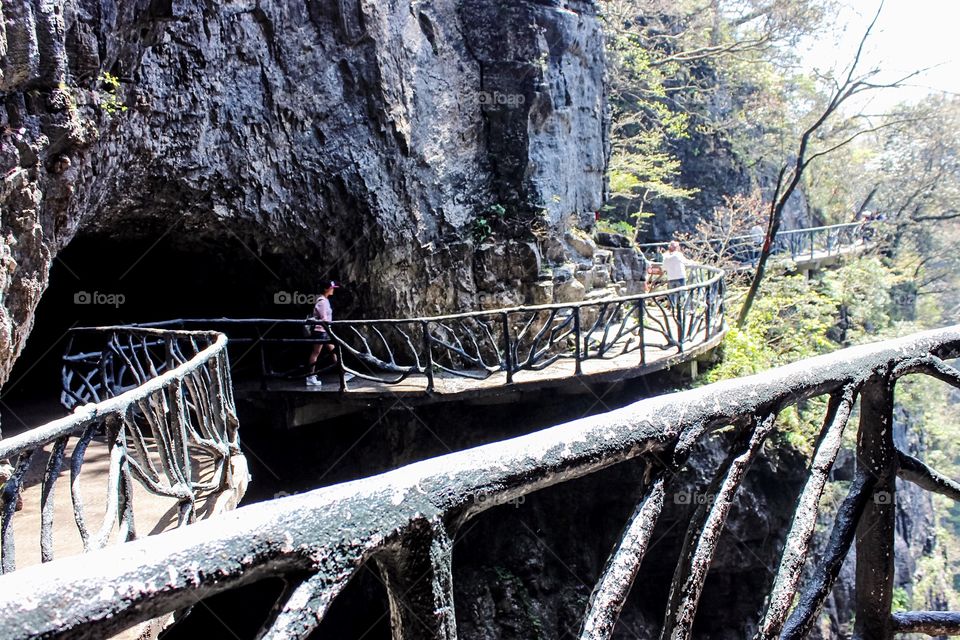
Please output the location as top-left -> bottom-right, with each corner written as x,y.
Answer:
870,97 -> 960,312
736,1 -> 922,327
600,0 -> 835,239
676,188 -> 767,283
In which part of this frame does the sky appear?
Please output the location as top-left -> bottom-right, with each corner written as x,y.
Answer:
801,0 -> 960,112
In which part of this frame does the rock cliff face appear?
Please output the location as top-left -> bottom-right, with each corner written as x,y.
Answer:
0,0 -> 607,388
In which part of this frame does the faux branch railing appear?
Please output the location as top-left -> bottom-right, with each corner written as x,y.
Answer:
143,264 -> 725,391
0,327 -> 241,574
3,326 -> 960,639
637,221 -> 868,265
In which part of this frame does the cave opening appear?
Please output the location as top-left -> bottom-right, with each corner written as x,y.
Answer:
1,224 -> 355,432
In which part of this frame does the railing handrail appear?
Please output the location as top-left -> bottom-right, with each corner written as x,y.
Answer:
3,325 -> 959,639
135,265 -> 724,329
636,221 -> 867,252
0,330 -> 227,461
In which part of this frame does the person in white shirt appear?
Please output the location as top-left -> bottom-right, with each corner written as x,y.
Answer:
662,241 -> 691,288
661,240 -> 695,319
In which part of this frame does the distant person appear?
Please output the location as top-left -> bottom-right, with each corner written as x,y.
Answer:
306,281 -> 354,387
749,223 -> 765,265
662,241 -> 692,289
860,210 -> 874,242
662,241 -> 693,314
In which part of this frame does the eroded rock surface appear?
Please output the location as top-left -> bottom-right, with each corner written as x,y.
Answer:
0,0 -> 607,387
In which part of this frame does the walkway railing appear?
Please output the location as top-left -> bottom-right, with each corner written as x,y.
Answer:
0,327 -> 243,573
637,221 -> 868,264
141,264 -> 725,392
3,326 -> 959,638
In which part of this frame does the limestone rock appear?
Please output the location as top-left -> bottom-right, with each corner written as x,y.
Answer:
551,264 -> 576,283
584,286 -> 618,301
590,264 -> 610,288
527,281 -> 554,306
0,0 -> 607,386
595,231 -> 632,248
610,247 -> 649,288
574,268 -> 593,290
554,277 -> 585,303
564,230 -> 596,259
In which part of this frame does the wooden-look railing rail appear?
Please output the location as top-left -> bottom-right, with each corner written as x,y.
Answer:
0,327 -> 242,575
1,326 -> 958,639
637,221 -> 868,264
137,264 -> 726,392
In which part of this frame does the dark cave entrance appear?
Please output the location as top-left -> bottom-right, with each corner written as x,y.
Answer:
1,224 -> 357,430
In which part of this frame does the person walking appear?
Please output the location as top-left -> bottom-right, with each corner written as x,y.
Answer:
306,281 -> 353,387
662,241 -> 691,290
749,223 -> 765,266
662,241 -> 694,333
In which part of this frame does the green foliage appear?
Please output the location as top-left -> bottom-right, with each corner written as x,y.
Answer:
894,373 -> 960,611
706,256 -> 924,451
708,271 -> 837,383
98,72 -> 127,116
601,3 -> 700,232
820,257 -> 897,345
595,218 -> 637,239
707,271 -> 839,451
472,204 -> 507,243
891,587 -> 910,612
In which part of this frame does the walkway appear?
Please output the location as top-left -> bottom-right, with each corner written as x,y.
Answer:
137,223 -> 871,414
637,221 -> 870,270
148,265 -> 726,404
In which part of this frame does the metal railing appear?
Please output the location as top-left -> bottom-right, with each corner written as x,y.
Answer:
139,264 -> 725,392
2,326 -> 959,638
637,221 -> 868,264
0,327 -> 243,574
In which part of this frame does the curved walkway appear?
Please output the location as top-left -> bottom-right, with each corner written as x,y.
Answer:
637,221 -> 870,268
110,223 -> 872,410
147,265 -> 726,402
138,221 -> 871,405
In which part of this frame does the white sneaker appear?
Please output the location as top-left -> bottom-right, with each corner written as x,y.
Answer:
305,375 -> 322,386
